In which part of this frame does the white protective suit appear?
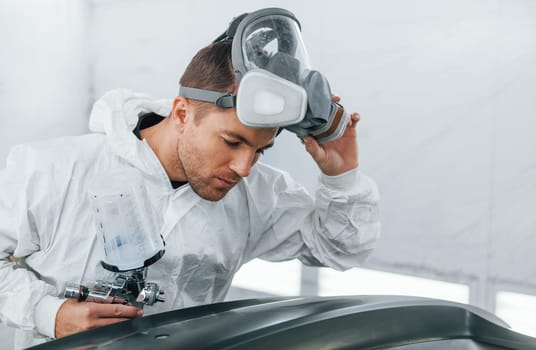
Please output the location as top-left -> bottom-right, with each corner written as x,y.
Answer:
0,89 -> 380,349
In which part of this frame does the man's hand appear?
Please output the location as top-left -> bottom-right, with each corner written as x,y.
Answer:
55,299 -> 143,338
303,96 -> 360,176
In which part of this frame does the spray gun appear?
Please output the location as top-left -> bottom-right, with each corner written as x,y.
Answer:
64,168 -> 166,309
64,268 -> 164,308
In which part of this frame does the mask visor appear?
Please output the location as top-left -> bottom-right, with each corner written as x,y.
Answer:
238,14 -> 311,81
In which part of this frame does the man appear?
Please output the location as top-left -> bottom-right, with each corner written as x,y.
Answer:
0,12 -> 380,349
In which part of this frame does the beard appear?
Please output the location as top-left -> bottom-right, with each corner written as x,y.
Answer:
176,137 -> 240,202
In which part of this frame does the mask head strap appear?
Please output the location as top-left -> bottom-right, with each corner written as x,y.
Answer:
179,85 -> 282,135
179,86 -> 236,109
182,13 -> 250,109
213,13 -> 249,42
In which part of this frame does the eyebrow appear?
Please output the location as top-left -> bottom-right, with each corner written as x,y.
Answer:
224,132 -> 275,150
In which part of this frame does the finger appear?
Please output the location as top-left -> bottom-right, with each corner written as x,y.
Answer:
92,303 -> 143,318
303,136 -> 324,162
331,95 -> 341,103
347,112 -> 361,128
91,317 -> 133,329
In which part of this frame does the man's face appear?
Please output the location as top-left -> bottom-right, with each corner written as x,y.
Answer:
177,105 -> 277,201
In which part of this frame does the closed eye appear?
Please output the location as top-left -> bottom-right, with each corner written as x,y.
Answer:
222,135 -> 273,156
223,139 -> 240,147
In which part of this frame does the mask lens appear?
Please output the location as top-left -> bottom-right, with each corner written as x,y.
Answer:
241,15 -> 311,78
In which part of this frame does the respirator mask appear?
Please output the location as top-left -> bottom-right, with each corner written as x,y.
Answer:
179,8 -> 350,143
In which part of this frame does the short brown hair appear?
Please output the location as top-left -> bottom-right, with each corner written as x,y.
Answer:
179,39 -> 236,120
180,39 -> 236,93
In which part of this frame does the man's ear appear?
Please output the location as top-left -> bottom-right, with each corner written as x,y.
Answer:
171,96 -> 190,126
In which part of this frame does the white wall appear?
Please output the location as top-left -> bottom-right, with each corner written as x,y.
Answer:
88,0 -> 536,310
1,0 -> 536,339
0,0 -> 91,163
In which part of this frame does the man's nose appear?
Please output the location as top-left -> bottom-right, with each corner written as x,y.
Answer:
229,150 -> 256,178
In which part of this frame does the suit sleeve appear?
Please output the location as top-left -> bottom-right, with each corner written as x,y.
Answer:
243,167 -> 380,271
0,145 -> 65,339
